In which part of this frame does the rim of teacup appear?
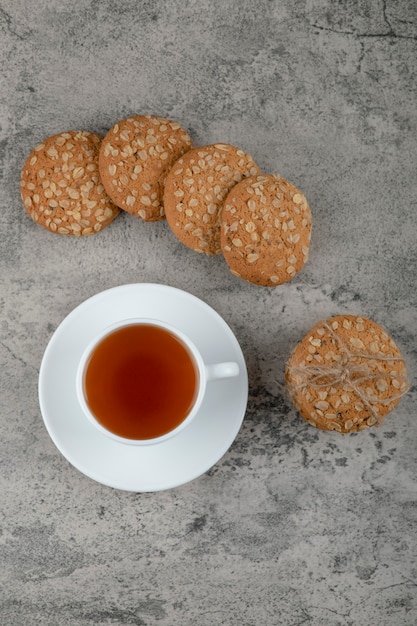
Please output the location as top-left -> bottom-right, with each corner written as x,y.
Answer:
75,317 -> 206,446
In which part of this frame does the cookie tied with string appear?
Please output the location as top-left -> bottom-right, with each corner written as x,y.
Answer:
285,315 -> 409,433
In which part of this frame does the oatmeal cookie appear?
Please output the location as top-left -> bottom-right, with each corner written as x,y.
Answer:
220,174 -> 311,285
20,131 -> 120,235
98,115 -> 193,221
164,144 -> 260,254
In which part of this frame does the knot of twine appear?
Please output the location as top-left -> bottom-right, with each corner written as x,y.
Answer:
288,322 -> 410,424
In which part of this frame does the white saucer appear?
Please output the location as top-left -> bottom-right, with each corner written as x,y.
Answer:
38,283 -> 248,491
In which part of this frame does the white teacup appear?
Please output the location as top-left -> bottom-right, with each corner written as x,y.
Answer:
76,318 -> 239,445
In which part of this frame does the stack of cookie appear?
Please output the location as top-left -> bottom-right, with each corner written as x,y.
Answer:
285,315 -> 409,433
20,114 -> 312,287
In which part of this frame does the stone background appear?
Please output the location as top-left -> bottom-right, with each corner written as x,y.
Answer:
1,1 -> 416,624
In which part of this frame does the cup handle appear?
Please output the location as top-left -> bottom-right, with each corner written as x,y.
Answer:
205,362 -> 240,381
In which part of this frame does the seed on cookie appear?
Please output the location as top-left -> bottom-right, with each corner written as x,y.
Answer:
220,174 -> 312,286
98,115 -> 193,222
163,144 -> 260,255
285,315 -> 409,433
20,131 -> 120,235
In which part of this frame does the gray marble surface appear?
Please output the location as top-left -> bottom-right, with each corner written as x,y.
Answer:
1,1 -> 417,624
